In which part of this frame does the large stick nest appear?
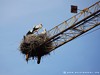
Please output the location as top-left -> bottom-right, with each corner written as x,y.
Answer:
19,34 -> 53,63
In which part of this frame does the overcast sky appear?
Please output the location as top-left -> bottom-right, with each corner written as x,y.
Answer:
0,0 -> 100,75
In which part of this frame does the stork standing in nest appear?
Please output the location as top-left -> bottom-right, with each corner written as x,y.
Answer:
24,24 -> 43,63
26,24 -> 43,35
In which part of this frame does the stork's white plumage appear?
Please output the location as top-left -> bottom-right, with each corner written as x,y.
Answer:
34,24 -> 42,29
33,24 -> 43,32
26,24 -> 43,35
41,28 -> 47,34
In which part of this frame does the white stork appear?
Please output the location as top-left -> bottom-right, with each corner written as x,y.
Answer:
33,24 -> 43,32
41,28 -> 47,34
26,24 -> 43,35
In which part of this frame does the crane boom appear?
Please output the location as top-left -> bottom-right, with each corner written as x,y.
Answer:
20,1 -> 100,64
39,1 -> 100,52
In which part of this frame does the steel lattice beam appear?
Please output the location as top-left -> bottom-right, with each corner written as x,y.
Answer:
39,1 -> 100,51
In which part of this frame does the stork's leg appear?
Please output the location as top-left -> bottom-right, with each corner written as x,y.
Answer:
37,56 -> 41,64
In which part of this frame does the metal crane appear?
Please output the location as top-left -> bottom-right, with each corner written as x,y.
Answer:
37,1 -> 100,52
20,1 -> 100,64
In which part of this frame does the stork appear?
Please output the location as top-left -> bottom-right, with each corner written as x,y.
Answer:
33,24 -> 43,33
26,24 -> 43,36
41,28 -> 47,34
